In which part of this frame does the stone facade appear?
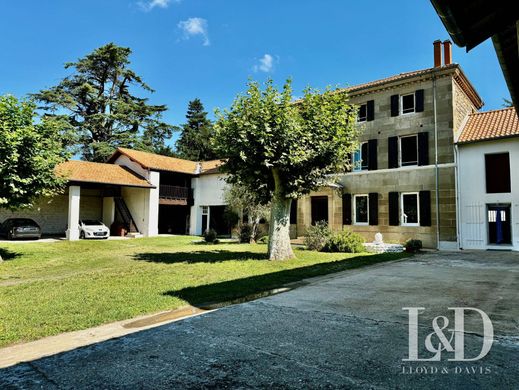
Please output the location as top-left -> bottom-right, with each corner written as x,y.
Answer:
295,66 -> 481,249
0,188 -> 103,235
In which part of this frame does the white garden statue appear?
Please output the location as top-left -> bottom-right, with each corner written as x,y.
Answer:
374,232 -> 384,245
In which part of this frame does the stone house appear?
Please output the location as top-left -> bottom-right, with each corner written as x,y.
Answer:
293,41 -> 483,249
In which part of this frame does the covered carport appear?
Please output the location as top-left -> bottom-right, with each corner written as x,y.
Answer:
57,161 -> 155,240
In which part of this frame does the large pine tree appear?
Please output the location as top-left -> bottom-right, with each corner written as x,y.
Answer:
33,43 -> 174,162
176,98 -> 218,161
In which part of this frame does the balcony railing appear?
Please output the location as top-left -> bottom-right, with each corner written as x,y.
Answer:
159,185 -> 190,199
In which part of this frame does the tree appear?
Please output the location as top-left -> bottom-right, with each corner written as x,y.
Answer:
0,95 -> 68,260
176,98 -> 218,161
213,79 -> 359,260
224,183 -> 270,243
33,43 -> 174,162
503,98 -> 514,108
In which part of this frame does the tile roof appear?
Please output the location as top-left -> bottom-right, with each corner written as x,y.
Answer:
56,160 -> 153,188
200,160 -> 226,175
293,63 -> 483,109
109,148 -> 225,175
457,107 -> 519,144
112,148 -> 199,174
344,66 -> 453,93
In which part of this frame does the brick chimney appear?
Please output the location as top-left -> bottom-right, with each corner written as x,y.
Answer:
443,40 -> 452,65
433,40 -> 443,68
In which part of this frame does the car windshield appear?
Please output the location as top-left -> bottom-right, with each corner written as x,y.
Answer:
82,220 -> 103,226
11,219 -> 37,227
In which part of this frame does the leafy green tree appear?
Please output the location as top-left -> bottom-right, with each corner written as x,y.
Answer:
213,79 -> 359,260
0,95 -> 68,260
33,43 -> 174,162
176,98 -> 218,161
224,182 -> 270,243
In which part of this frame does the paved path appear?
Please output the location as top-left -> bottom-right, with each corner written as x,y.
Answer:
2,251 -> 519,389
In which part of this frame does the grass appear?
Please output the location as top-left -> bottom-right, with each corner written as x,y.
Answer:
0,236 -> 408,347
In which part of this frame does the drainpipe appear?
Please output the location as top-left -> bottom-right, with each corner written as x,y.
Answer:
433,75 -> 440,250
454,144 -> 462,249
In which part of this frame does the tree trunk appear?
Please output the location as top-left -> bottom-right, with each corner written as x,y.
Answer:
268,169 -> 295,260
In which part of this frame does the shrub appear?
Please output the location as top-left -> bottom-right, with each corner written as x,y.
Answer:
304,221 -> 332,251
203,228 -> 218,243
322,229 -> 365,253
405,239 -> 422,253
239,224 -> 253,243
257,235 -> 269,244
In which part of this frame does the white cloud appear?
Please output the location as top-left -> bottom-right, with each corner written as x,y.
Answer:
253,54 -> 275,73
138,0 -> 179,12
178,17 -> 210,46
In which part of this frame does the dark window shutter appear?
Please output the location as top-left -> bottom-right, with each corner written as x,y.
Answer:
419,191 -> 431,226
290,199 -> 298,224
369,192 -> 378,226
415,89 -> 424,112
388,136 -> 399,168
342,193 -> 352,225
390,95 -> 399,117
368,139 -> 378,170
389,192 -> 399,226
367,100 -> 375,121
418,132 -> 429,166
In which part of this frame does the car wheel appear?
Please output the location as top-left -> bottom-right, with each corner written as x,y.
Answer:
79,231 -> 85,239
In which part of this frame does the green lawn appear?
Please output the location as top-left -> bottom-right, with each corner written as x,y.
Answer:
0,236 -> 407,347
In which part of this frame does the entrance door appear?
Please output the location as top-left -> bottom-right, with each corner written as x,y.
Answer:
311,196 -> 329,225
487,205 -> 512,245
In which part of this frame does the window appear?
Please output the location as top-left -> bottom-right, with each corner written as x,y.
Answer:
401,193 -> 420,226
352,142 -> 369,171
485,153 -> 511,193
399,135 -> 418,166
354,195 -> 369,224
401,93 -> 415,114
357,103 -> 367,122
201,206 -> 209,215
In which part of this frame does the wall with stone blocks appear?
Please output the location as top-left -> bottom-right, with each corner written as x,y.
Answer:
0,188 -> 103,235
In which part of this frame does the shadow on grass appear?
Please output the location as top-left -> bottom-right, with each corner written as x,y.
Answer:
163,252 -> 409,307
0,248 -> 20,261
134,250 -> 268,264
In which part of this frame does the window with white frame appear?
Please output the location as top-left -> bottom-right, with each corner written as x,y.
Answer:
401,93 -> 415,114
352,142 -> 369,171
401,192 -> 419,226
202,206 -> 209,215
399,135 -> 418,166
357,103 -> 367,122
354,194 -> 369,224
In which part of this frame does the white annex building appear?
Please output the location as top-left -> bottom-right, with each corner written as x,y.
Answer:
457,107 -> 519,251
0,148 -> 228,240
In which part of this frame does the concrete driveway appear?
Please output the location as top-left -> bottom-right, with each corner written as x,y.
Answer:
2,251 -> 519,389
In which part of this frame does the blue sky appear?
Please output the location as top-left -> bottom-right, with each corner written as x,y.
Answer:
0,0 -> 510,144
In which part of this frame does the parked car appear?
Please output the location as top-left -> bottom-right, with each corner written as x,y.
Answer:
0,218 -> 42,240
79,220 -> 110,239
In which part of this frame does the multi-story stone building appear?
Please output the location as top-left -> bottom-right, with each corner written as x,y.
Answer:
294,41 -> 483,249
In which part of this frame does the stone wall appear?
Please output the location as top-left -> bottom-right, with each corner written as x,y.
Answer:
294,72 -> 466,248
0,188 -> 103,235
